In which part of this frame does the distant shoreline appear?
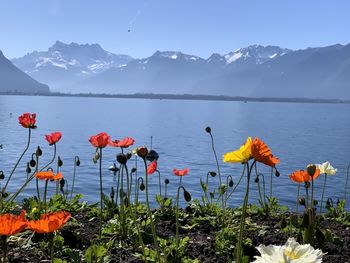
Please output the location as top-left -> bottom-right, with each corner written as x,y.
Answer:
1,91 -> 350,104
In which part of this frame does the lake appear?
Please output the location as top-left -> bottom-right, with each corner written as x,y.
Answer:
0,95 -> 350,209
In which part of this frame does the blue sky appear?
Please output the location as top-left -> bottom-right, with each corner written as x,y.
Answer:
1,0 -> 349,59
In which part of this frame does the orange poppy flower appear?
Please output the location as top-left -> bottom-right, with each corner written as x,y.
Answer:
289,168 -> 320,183
173,168 -> 189,176
109,137 -> 135,148
251,137 -> 280,168
89,132 -> 110,148
18,113 -> 36,128
35,171 -> 63,181
0,210 -> 27,236
147,161 -> 157,175
27,211 -> 71,234
45,132 -> 62,145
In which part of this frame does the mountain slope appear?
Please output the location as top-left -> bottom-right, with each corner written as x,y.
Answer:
12,41 -> 134,91
0,50 -> 49,94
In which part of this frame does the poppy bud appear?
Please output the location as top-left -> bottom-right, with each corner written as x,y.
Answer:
57,156 -> 63,167
209,171 -> 217,177
94,151 -> 100,160
229,179 -> 234,187
146,150 -> 159,162
313,200 -> 318,206
298,197 -> 306,206
36,146 -> 42,157
307,164 -> 317,177
205,126 -> 211,133
131,167 -> 137,173
60,178 -> 65,189
110,187 -> 115,200
117,153 -> 128,165
254,176 -> 259,183
304,181 -> 310,189
0,171 -> 4,180
326,198 -> 333,207
137,147 -> 148,159
164,178 -> 170,185
210,192 -> 214,199
75,157 -> 81,166
183,189 -> 192,202
139,183 -> 145,191
26,163 -> 31,174
126,152 -> 132,160
30,158 -> 36,167
275,170 -> 280,177
92,157 -> 97,164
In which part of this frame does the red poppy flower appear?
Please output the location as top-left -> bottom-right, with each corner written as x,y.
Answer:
27,211 -> 71,234
18,113 -> 36,128
251,138 -> 280,168
147,161 -> 157,175
0,210 -> 27,236
89,132 -> 110,148
173,168 -> 189,176
35,171 -> 63,181
289,168 -> 320,183
109,137 -> 135,148
45,132 -> 62,145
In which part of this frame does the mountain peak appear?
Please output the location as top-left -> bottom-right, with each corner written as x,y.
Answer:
48,41 -> 104,53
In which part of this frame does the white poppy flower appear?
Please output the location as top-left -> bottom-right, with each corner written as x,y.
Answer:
316,161 -> 337,175
253,238 -> 325,263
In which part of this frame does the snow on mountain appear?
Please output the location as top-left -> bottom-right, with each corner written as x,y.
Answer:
223,45 -> 292,65
11,41 -> 134,90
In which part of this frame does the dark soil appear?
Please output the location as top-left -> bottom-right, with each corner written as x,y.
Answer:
2,208 -> 350,262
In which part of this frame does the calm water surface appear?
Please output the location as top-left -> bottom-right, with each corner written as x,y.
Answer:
0,95 -> 350,208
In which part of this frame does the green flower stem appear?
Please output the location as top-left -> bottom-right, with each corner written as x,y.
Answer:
2,236 -> 7,263
175,176 -> 183,247
225,164 -> 246,202
305,185 -> 309,210
129,170 -> 133,203
156,170 -> 162,197
120,164 -> 126,238
320,174 -> 327,214
40,143 -> 56,172
254,163 -> 265,208
2,128 -> 31,194
296,184 -> 301,214
142,158 -> 160,261
236,161 -> 255,263
261,173 -> 267,206
5,135 -> 57,204
35,154 -> 41,203
70,156 -> 79,201
43,179 -> 48,213
345,164 -> 350,201
270,167 -> 273,199
116,165 -> 121,205
135,177 -> 143,205
98,147 -> 103,239
204,172 -> 210,205
125,163 -> 130,206
49,233 -> 54,260
209,132 -> 224,209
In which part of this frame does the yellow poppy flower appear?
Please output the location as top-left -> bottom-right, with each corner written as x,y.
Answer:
223,137 -> 252,163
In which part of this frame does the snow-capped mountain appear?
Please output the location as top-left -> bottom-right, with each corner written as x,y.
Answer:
70,44 -> 350,99
11,41 -> 134,91
0,50 -> 49,94
222,45 -> 292,69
